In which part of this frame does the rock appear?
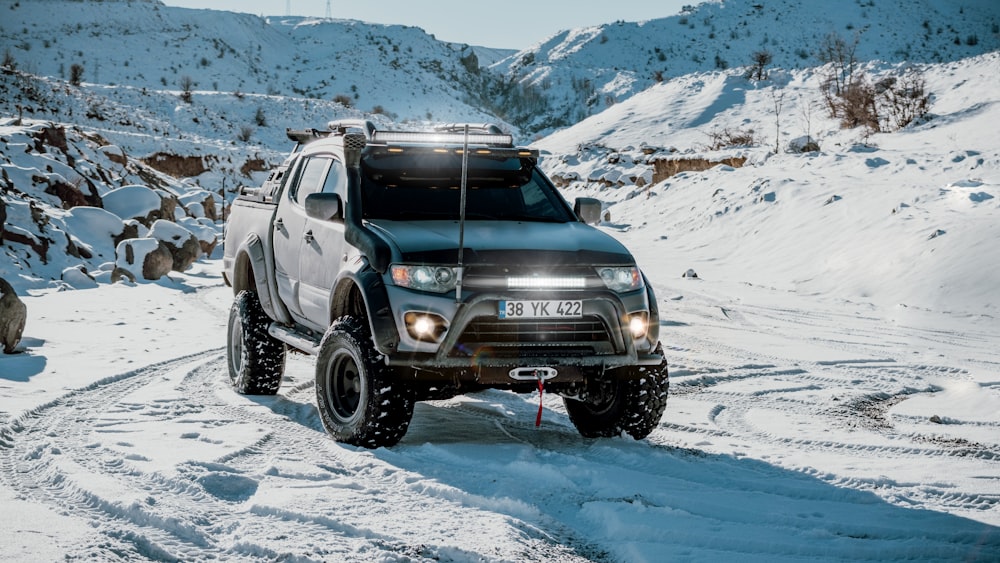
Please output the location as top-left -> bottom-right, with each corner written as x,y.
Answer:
115,238 -> 173,281
60,265 -> 98,289
0,277 -> 27,354
929,415 -> 943,424
149,220 -> 201,272
682,268 -> 699,279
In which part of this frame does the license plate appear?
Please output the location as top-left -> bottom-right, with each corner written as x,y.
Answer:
498,300 -> 582,319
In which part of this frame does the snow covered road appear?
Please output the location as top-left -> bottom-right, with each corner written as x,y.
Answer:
1,268 -> 998,561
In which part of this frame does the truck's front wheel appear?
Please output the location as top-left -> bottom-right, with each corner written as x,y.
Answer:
564,349 -> 669,440
227,290 -> 285,395
315,316 -> 414,449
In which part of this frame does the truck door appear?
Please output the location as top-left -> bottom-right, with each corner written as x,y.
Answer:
273,156 -> 330,320
298,158 -> 348,329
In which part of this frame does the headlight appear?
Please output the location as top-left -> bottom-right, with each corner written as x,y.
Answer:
390,265 -> 461,293
596,266 -> 643,293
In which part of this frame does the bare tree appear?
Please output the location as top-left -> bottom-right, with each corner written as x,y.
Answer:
69,63 -> 84,86
879,69 -> 931,130
817,32 -> 860,115
771,89 -> 786,154
798,95 -> 821,152
746,50 -> 773,81
179,75 -> 195,103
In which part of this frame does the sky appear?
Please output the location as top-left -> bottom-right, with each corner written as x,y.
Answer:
158,0 -> 691,49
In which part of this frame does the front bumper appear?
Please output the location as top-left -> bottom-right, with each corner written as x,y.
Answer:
381,285 -> 661,381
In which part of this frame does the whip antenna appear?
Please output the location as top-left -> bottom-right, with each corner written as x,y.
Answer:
456,124 -> 469,303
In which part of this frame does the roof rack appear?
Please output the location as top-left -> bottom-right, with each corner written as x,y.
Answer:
327,119 -> 377,139
434,123 -> 505,135
285,128 -> 332,145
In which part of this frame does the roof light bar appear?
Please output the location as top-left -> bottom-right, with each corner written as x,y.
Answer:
372,130 -> 514,147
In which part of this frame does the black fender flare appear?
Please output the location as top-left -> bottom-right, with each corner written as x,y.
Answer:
642,271 -> 661,349
330,261 -> 399,356
241,233 -> 293,325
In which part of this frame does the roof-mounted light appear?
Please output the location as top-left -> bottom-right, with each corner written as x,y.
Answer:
371,130 -> 514,147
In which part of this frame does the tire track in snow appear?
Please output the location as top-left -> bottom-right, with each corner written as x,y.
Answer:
0,351 -> 604,563
655,301 -> 1000,523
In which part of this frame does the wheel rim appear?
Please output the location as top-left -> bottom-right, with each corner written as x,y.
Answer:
229,314 -> 244,377
584,381 -> 619,415
325,349 -> 365,422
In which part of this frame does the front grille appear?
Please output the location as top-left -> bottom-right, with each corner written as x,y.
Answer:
450,315 -> 615,357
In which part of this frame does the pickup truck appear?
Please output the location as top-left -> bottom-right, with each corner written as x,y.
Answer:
223,121 -> 668,448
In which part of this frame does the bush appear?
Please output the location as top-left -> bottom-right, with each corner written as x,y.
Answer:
237,126 -> 254,142
703,127 -> 757,150
879,70 -> 931,130
179,75 -> 194,103
745,50 -> 772,81
824,68 -> 931,134
69,63 -> 84,86
333,94 -> 352,108
836,79 -> 879,131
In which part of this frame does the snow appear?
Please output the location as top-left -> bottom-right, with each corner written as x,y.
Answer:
2,1 -> 999,561
102,185 -> 162,222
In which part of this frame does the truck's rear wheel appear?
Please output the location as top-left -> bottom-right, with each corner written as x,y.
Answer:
227,290 -> 285,395
564,349 -> 668,440
315,316 -> 414,448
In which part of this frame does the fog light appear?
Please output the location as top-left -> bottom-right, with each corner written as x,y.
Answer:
628,312 -> 649,339
404,312 -> 447,342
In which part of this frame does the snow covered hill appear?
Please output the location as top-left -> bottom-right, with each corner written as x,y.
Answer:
0,0 -> 497,128
534,52 -> 1000,317
494,0 -> 1000,131
3,0 -> 997,136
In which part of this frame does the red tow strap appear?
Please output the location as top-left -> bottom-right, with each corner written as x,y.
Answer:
535,374 -> 544,427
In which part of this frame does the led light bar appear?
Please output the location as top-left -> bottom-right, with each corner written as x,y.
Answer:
372,130 -> 514,147
507,276 -> 587,289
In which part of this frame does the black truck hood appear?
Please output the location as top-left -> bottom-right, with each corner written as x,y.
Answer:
366,220 -> 634,266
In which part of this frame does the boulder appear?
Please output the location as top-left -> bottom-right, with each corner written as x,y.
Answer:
148,220 -> 201,272
115,238 -> 173,281
0,277 -> 27,354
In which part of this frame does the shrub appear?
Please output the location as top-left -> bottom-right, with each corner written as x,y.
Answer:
878,70 -> 931,130
254,106 -> 266,127
237,126 -> 254,142
836,79 -> 879,131
745,50 -> 772,80
69,63 -> 84,86
703,127 -> 758,150
179,75 -> 194,103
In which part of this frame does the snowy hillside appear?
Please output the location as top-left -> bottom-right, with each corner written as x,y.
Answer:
535,52 -> 1000,316
494,0 -> 1000,131
0,0 -> 496,128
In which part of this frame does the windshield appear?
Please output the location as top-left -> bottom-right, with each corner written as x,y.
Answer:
360,152 -> 576,222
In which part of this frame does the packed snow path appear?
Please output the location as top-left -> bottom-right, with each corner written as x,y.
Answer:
1,279 -> 997,561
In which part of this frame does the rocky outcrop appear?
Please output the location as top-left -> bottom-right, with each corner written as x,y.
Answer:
141,153 -> 208,178
651,156 -> 747,184
0,277 -> 27,354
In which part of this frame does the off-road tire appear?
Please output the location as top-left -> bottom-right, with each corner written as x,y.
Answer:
315,316 -> 414,448
227,290 -> 285,395
564,347 -> 669,439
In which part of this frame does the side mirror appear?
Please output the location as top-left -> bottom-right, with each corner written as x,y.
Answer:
304,193 -> 343,221
574,197 -> 603,226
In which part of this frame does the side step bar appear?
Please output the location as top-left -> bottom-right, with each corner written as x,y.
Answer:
268,323 -> 321,355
